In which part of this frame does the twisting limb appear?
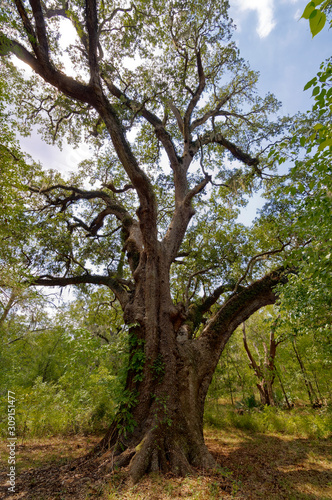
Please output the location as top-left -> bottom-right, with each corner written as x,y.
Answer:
101,182 -> 134,193
0,30 -> 94,104
233,241 -> 291,293
32,273 -> 131,310
197,267 -> 288,353
98,5 -> 135,37
183,50 -> 205,147
28,184 -> 131,222
192,132 -> 259,167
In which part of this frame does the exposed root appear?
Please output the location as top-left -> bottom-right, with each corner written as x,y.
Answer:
88,416 -> 217,486
94,429 -> 217,485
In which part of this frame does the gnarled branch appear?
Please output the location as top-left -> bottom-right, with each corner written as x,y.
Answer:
32,273 -> 131,309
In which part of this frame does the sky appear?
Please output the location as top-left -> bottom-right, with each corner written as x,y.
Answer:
229,0 -> 331,115
17,0 -> 331,223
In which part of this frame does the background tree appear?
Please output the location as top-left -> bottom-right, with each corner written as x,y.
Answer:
206,306 -> 331,411
0,0 -> 299,482
242,316 -> 282,407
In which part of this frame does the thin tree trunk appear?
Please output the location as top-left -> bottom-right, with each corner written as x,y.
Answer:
0,290 -> 17,329
242,322 -> 275,406
275,365 -> 292,409
311,368 -> 323,403
291,339 -> 318,406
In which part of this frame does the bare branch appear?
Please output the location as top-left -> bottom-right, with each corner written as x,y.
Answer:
29,0 -> 50,62
192,132 -> 259,167
233,242 -> 291,294
183,50 -> 205,145
32,273 -> 131,309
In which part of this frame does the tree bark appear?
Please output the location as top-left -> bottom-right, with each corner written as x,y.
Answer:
90,267 -> 284,483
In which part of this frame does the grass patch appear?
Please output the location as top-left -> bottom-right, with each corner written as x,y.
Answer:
204,402 -> 332,439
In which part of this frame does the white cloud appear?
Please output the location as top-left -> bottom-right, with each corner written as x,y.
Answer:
233,0 -> 276,38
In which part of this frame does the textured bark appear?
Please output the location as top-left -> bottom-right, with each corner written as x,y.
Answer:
91,262 -> 284,483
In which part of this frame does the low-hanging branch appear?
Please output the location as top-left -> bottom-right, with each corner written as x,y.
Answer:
32,273 -> 131,308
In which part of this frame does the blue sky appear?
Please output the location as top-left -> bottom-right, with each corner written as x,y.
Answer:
229,0 -> 331,115
227,0 -> 331,222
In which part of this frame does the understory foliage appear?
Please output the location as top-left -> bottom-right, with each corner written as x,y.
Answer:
207,308 -> 331,409
0,289 -> 126,437
1,298 -> 331,439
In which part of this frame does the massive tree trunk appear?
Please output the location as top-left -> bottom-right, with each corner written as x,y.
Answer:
96,335 -> 217,484
92,259 -> 283,484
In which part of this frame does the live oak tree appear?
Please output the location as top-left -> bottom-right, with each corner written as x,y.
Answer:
1,0 -> 295,482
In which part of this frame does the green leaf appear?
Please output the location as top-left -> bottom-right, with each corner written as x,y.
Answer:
301,2 -> 316,19
304,78 -> 317,91
318,138 -> 332,151
300,136 -> 306,147
309,10 -> 326,36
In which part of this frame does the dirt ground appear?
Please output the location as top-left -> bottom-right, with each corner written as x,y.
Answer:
0,428 -> 331,499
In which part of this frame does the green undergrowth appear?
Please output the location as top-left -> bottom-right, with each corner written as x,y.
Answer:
204,402 -> 332,439
0,374 -> 117,438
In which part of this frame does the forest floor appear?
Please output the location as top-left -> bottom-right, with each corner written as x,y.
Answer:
0,426 -> 331,500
